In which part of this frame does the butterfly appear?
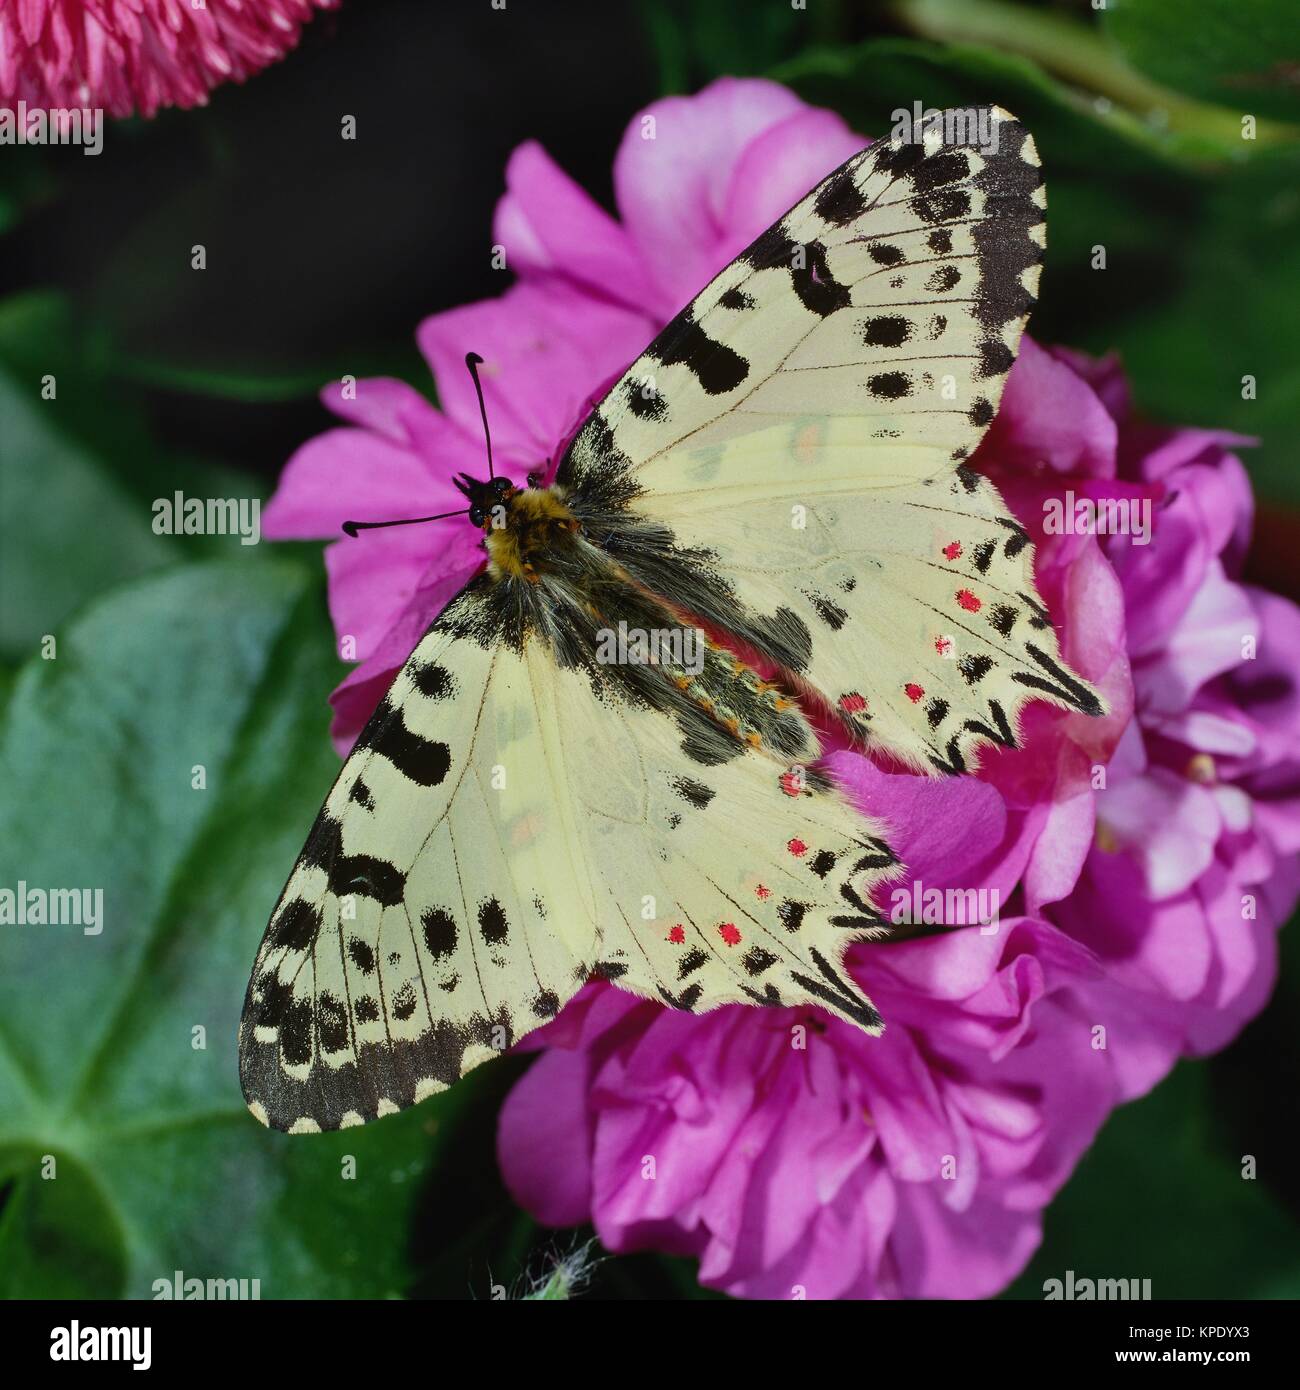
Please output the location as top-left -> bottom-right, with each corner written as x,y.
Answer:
240,105 -> 1105,1132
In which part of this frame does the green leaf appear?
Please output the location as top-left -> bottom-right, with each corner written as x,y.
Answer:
642,0 -> 846,91
1105,0 -> 1300,124
1089,145 -> 1300,505
0,559 -> 477,1297
0,292 -> 286,659
0,367 -> 176,662
888,0 -> 1300,155
1003,1059 -> 1300,1299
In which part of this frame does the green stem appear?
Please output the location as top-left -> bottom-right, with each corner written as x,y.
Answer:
890,0 -> 1297,150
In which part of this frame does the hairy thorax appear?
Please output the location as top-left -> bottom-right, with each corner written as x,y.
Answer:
481,483 -> 817,764
484,486 -> 581,583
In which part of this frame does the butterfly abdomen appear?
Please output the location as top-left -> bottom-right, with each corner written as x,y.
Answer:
678,641 -> 817,761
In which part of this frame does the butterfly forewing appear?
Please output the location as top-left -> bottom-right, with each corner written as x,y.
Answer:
559,105 -> 1104,773
239,580 -> 597,1133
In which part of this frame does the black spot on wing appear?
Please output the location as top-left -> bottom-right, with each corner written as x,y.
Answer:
678,947 -> 709,979
868,242 -> 904,267
988,604 -> 1017,636
358,699 -> 451,787
862,315 -> 912,348
531,990 -> 560,1019
959,653 -> 994,684
978,339 -> 1016,379
793,240 -> 852,317
814,162 -> 869,226
329,853 -> 405,907
411,663 -> 455,699
348,936 -> 375,974
804,590 -> 848,631
388,982 -> 417,1022
925,264 -> 962,293
646,307 -> 748,396
422,907 -> 457,960
280,999 -> 314,1066
867,371 -> 911,400
742,947 -> 778,976
477,898 -> 509,946
317,992 -> 350,1054
810,849 -> 837,879
671,775 -> 715,809
271,899 -> 321,952
912,189 -> 972,224
998,516 -> 1031,557
625,377 -> 668,421
912,149 -> 970,191
872,140 -> 925,177
718,287 -> 755,310
777,900 -> 808,932
252,972 -> 292,1028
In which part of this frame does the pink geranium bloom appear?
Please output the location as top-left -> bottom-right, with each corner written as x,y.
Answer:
1,0 -> 338,118
263,78 -> 1300,1298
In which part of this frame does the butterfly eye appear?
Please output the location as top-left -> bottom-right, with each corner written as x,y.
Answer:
526,471 -> 541,489
469,506 -> 486,528
492,477 -> 512,496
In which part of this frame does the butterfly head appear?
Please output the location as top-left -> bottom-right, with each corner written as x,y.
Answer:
453,472 -> 516,530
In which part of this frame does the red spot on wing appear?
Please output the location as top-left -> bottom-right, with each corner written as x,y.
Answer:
905,683 -> 925,703
838,691 -> 867,713
668,924 -> 685,944
787,838 -> 808,857
755,883 -> 771,900
942,541 -> 962,560
779,771 -> 803,797
935,636 -> 953,656
718,922 -> 742,946
956,588 -> 982,612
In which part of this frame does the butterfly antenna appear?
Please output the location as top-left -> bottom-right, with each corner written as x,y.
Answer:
342,507 -> 470,538
465,351 -> 495,481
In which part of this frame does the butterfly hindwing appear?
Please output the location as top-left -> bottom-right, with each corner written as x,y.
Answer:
241,571 -> 898,1132
530,630 -> 897,1027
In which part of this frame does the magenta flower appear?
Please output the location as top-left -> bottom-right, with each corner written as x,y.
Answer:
1,0 -> 338,118
263,78 -> 1300,1297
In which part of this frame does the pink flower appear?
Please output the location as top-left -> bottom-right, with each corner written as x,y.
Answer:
1,0 -> 338,118
263,78 -> 1300,1297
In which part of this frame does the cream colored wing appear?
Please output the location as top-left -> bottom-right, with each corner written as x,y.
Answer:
526,636 -> 898,1027
561,104 -> 1043,509
558,105 -> 1104,773
239,578 -> 597,1133
241,577 -> 897,1133
638,462 -> 1103,774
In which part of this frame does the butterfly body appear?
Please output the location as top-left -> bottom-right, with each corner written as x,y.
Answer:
241,107 -> 1107,1132
482,484 -> 581,583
